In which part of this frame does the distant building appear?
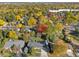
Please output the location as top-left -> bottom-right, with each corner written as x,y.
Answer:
49,9 -> 79,12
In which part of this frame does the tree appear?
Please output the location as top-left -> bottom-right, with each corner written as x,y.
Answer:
65,12 -> 78,25
0,19 -> 6,26
16,15 -> 22,21
30,47 -> 41,57
39,15 -> 49,24
55,23 -> 64,31
16,23 -> 24,28
28,17 -> 37,27
49,39 -> 68,57
8,30 -> 18,39
23,32 -> 30,43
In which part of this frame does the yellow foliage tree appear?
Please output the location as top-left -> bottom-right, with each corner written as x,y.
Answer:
55,23 -> 64,31
16,23 -> 24,28
0,19 -> 6,26
16,15 -> 21,21
36,11 -> 42,17
8,31 -> 18,39
28,17 -> 37,26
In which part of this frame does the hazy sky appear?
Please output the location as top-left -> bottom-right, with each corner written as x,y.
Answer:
0,0 -> 78,2
26,0 -> 77,2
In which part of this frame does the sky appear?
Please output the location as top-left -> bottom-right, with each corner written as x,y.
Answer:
26,0 -> 79,2
0,0 -> 78,2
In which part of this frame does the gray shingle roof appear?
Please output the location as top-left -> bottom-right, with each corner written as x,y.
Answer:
27,42 -> 43,48
4,39 -> 14,49
14,40 -> 25,48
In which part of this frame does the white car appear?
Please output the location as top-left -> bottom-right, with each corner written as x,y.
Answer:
66,49 -> 75,57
